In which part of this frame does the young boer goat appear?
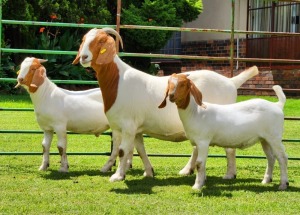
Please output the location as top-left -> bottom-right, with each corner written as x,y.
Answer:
15,57 -> 121,172
159,73 -> 289,190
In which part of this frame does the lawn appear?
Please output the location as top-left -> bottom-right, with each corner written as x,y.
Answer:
0,92 -> 300,214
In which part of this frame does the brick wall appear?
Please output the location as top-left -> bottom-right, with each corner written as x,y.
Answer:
158,38 -> 300,97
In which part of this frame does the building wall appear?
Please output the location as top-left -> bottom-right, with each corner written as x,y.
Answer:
181,0 -> 247,42
159,38 -> 300,96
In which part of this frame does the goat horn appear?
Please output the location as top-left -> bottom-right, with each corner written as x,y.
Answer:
14,83 -> 21,88
102,28 -> 124,50
38,59 -> 48,63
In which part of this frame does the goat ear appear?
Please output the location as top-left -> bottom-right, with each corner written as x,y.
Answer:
72,43 -> 83,65
190,82 -> 206,109
29,67 -> 45,93
96,36 -> 116,65
158,88 -> 169,109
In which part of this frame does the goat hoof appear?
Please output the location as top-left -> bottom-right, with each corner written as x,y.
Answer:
262,177 -> 272,184
100,166 -> 112,173
278,182 -> 288,191
110,173 -> 125,182
192,183 -> 204,190
143,168 -> 154,178
223,174 -> 236,180
58,167 -> 69,173
179,168 -> 194,176
39,164 -> 49,171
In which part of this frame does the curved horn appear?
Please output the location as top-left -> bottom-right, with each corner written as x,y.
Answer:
38,59 -> 48,64
102,27 -> 124,49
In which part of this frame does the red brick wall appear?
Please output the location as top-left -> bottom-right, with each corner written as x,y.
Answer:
158,38 -> 300,97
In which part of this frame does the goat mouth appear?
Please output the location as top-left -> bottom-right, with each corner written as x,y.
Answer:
80,60 -> 91,67
169,97 -> 175,103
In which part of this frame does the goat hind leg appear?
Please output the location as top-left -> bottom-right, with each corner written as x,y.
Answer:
179,146 -> 197,175
134,133 -> 154,177
56,130 -> 69,173
269,141 -> 289,190
101,131 -> 121,173
261,140 -> 275,184
223,148 -> 237,179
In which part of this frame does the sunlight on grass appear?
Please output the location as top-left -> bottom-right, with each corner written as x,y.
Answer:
0,93 -> 299,214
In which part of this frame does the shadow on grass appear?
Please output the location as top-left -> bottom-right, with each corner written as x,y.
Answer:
110,174 -> 300,197
38,168 -> 300,197
39,169 -> 111,180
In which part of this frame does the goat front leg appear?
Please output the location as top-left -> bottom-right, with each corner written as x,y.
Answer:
223,148 -> 237,179
193,140 -> 209,190
101,131 -> 121,173
39,130 -> 54,171
110,130 -> 135,182
56,130 -> 69,173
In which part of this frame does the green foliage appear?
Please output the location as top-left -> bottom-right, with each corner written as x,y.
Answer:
1,0 -> 111,51
33,29 -> 94,81
2,0 -> 203,77
118,0 -> 203,71
121,0 -> 203,53
0,43 -> 18,93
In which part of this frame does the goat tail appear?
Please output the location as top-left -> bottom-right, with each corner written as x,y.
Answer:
230,66 -> 259,89
273,85 -> 286,110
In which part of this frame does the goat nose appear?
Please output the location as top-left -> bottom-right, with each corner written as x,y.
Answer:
81,55 -> 88,60
169,94 -> 174,100
18,77 -> 24,83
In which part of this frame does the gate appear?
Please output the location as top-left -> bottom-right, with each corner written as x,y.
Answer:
1,0 -> 300,160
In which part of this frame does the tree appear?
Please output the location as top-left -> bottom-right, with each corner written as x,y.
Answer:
109,0 -> 203,70
1,0 -> 112,90
1,0 -> 203,79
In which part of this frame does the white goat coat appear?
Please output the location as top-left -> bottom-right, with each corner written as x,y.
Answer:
179,98 -> 284,149
106,56 -> 237,141
29,79 -> 109,135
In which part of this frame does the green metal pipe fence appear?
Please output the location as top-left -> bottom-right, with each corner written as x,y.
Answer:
1,0 -> 300,160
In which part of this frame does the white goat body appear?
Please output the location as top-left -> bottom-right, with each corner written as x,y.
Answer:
16,57 -> 114,172
72,28 -> 258,182
160,73 -> 288,190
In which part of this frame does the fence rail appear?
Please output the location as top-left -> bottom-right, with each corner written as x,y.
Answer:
1,0 -> 299,160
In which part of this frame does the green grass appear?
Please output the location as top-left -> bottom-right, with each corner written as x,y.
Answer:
0,93 -> 300,214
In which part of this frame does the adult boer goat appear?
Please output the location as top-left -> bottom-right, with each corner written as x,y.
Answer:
72,28 -> 258,182
159,73 -> 288,190
15,57 -> 124,172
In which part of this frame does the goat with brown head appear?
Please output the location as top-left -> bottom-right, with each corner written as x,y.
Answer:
72,28 -> 123,67
16,58 -> 48,93
159,73 -> 206,109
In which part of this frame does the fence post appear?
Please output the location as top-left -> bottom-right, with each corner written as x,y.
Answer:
230,0 -> 235,77
116,0 -> 122,53
0,0 -> 2,65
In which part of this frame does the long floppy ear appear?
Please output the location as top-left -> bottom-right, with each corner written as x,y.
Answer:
72,42 -> 83,65
96,36 -> 116,65
29,67 -> 45,93
190,81 -> 206,109
158,87 -> 169,109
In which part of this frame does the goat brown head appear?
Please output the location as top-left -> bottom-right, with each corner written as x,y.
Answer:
158,73 -> 205,109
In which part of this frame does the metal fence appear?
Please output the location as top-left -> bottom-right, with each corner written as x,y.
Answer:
1,0 -> 299,160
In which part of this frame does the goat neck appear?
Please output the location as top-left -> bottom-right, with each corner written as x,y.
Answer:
29,77 -> 56,105
174,92 -> 190,110
92,60 -> 119,113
